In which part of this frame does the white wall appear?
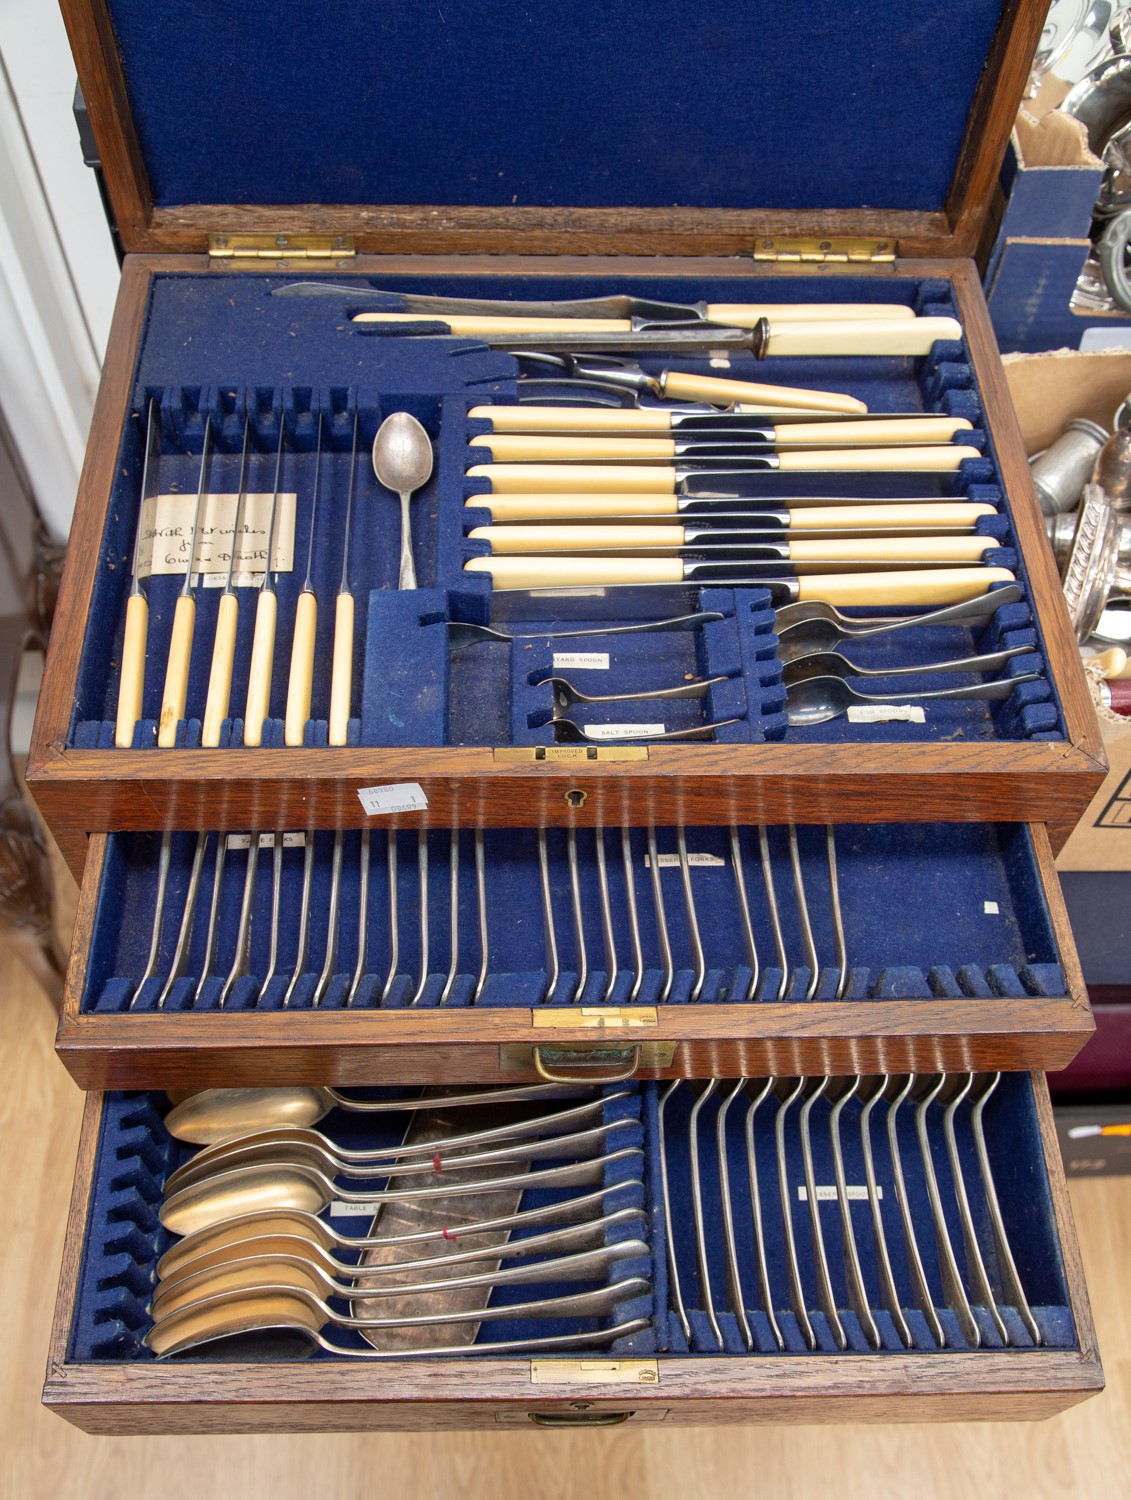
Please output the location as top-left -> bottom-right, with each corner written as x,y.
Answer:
0,0 -> 120,538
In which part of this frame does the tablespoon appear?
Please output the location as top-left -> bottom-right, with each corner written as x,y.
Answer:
145,1283 -> 651,1358
157,1208 -> 646,1296
164,1093 -> 629,1195
163,1082 -> 591,1144
781,645 -> 1032,684
152,1239 -> 649,1321
774,582 -> 1023,656
157,1182 -> 642,1281
162,1118 -> 637,1197
372,411 -> 434,590
784,671 -> 1042,726
160,1147 -> 644,1236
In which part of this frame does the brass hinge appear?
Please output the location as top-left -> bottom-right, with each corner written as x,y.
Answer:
208,233 -> 356,268
751,236 -> 897,265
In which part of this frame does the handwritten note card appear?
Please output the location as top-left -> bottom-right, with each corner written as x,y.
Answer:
136,491 -> 296,586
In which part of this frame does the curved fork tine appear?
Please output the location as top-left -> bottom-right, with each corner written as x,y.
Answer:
943,1073 -> 1009,1344
800,1078 -> 846,1349
677,827 -> 707,1002
776,1078 -> 816,1349
826,825 -> 849,1001
567,827 -> 588,1003
745,1079 -> 785,1349
887,1075 -> 946,1347
758,826 -> 789,1000
621,828 -> 644,1003
717,1079 -> 753,1350
730,827 -> 759,1001
829,1078 -> 880,1349
915,1075 -> 981,1347
648,828 -> 674,1004
658,1080 -> 691,1343
860,1076 -> 914,1348
689,1081 -> 723,1349
788,826 -> 820,1002
971,1073 -> 1042,1346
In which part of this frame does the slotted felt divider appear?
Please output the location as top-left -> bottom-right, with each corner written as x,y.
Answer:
82,822 -> 1066,1015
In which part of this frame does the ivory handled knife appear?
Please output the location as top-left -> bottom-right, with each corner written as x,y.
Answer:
468,527 -> 1000,563
465,558 -> 1017,603
352,306 -> 921,333
354,310 -> 960,354
469,418 -> 972,459
466,495 -> 996,525
474,404 -> 916,432
468,450 -> 983,492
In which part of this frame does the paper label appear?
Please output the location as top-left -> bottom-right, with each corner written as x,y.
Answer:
983,900 -> 1000,915
798,1184 -> 879,1202
585,723 -> 665,739
645,853 -> 726,869
846,704 -> 927,724
551,652 -> 610,671
137,490 -> 296,584
358,782 -> 429,815
226,832 -> 306,850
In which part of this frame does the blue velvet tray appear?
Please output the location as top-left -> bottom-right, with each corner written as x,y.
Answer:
68,271 -> 1065,754
79,822 -> 1067,1015
64,1073 -> 1076,1365
102,2 -> 1006,218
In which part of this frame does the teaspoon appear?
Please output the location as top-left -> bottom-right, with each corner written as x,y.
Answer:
372,411 -> 434,590
784,671 -> 1042,726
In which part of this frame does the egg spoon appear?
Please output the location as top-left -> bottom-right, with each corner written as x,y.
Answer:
156,1208 -> 647,1299
160,1148 -> 643,1236
162,1116 -> 637,1198
164,1092 -> 627,1193
156,1181 -> 642,1282
145,1284 -> 651,1359
163,1081 -> 591,1144
151,1238 -> 649,1324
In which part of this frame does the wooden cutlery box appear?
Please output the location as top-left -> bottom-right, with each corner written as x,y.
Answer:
34,0 -> 1106,1431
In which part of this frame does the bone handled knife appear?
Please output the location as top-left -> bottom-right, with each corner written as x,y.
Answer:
464,557 -> 1017,603
473,404 -> 915,432
468,526 -> 1000,563
467,495 -> 997,526
468,419 -> 973,460
467,450 -> 982,492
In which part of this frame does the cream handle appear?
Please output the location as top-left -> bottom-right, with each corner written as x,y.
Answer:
660,370 -> 866,413
243,590 -> 278,747
704,303 -> 915,327
467,464 -> 678,494
468,493 -> 682,520
470,434 -> 678,461
284,589 -> 317,747
773,417 -> 971,446
787,535 -> 999,563
158,594 -> 196,748
780,445 -> 981,472
763,317 -> 963,357
471,524 -> 688,553
328,591 -> 354,747
353,312 -> 629,334
1092,646 -> 1130,679
115,592 -> 148,748
201,592 -> 239,747
797,567 -> 1015,607
789,502 -> 994,531
464,556 -> 685,587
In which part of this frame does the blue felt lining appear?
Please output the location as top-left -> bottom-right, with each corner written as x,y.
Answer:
64,1073 -> 1076,1365
102,2 -> 1007,215
81,822 -> 1065,1014
69,271 -> 1067,752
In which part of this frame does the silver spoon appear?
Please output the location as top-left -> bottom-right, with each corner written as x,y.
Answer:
372,411 -> 434,590
774,583 -> 1023,657
785,671 -> 1042,727
782,644 -> 1032,683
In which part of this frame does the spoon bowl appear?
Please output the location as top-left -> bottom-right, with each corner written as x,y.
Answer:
372,411 -> 434,590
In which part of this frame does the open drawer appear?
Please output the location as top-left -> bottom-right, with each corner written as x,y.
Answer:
57,819 -> 1092,1089
43,1072 -> 1102,1432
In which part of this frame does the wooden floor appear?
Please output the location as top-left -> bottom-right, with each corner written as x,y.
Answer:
2,865 -> 1130,1500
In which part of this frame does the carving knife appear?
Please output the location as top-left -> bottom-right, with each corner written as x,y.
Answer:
468,527 -> 1000,563
465,558 -> 1016,602
277,281 -> 917,326
466,495 -> 996,525
468,419 -> 973,460
468,450 -> 982,492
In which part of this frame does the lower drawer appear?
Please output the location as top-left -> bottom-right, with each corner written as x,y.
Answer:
44,1073 -> 1102,1432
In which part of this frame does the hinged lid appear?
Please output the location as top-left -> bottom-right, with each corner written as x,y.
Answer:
61,0 -> 1043,259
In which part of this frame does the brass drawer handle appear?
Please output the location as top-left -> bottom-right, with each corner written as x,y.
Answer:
533,1044 -> 642,1083
529,1410 -> 634,1427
